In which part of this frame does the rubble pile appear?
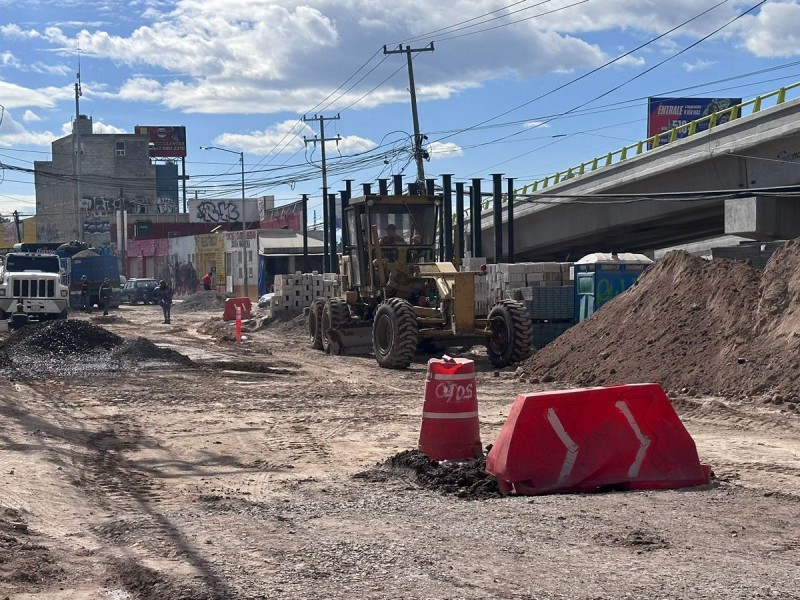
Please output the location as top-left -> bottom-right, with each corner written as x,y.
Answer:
521,242 -> 800,402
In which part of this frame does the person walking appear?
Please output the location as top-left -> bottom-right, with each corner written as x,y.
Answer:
158,279 -> 173,324
99,278 -> 112,316
202,271 -> 213,291
79,275 -> 91,312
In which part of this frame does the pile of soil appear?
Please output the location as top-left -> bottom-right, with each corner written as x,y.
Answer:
173,291 -> 229,313
4,319 -> 123,355
0,320 -> 191,378
197,317 -> 236,342
355,450 -> 501,500
521,241 -> 800,402
0,507 -> 62,585
112,336 -> 194,366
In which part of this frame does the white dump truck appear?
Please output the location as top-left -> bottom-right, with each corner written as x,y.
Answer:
0,251 -> 70,325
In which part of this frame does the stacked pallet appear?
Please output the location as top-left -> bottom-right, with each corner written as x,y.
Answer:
272,272 -> 340,313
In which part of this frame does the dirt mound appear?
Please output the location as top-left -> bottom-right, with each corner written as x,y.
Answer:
112,337 -> 193,366
520,246 -> 800,400
197,317 -> 236,342
355,450 -> 501,500
261,310 -> 305,334
3,319 -> 123,355
71,249 -> 99,258
173,291 -> 229,313
0,321 -> 191,378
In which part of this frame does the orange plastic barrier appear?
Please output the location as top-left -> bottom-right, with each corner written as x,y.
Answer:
486,383 -> 711,495
418,357 -> 482,461
222,297 -> 252,321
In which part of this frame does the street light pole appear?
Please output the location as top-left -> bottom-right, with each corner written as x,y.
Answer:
200,145 -> 249,298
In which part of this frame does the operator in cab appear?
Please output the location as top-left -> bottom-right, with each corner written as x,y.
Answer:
378,223 -> 406,245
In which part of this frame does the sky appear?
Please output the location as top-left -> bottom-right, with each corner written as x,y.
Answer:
3,0 -> 800,223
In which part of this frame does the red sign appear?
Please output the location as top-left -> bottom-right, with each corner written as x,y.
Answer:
134,125 -> 187,157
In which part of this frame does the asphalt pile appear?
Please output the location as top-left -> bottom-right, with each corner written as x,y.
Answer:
0,320 -> 191,378
520,239 -> 800,404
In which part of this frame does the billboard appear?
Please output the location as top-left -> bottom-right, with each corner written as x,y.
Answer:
134,125 -> 187,157
647,98 -> 741,146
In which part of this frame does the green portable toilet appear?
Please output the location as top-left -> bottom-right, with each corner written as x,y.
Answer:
574,252 -> 652,323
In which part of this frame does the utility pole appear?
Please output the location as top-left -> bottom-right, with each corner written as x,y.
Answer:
303,114 -> 341,273
74,58 -> 84,241
383,43 -> 434,194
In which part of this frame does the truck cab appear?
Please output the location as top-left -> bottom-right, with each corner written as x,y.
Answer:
0,252 -> 70,322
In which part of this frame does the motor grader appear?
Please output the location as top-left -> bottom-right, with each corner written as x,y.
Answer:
307,193 -> 533,369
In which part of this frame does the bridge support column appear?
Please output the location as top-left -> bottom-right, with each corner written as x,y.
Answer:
725,195 -> 800,240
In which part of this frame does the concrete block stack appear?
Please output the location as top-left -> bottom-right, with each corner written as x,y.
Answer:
272,271 -> 340,313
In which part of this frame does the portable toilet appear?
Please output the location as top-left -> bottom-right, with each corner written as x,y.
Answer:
574,252 -> 653,323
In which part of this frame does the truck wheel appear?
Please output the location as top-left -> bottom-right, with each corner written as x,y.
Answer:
321,298 -> 349,354
58,307 -> 69,320
486,300 -> 534,368
373,298 -> 419,369
309,298 -> 325,350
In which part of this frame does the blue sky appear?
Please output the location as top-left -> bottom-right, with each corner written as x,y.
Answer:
2,0 -> 800,223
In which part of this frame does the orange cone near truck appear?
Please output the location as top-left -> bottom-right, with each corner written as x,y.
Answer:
486,383 -> 711,495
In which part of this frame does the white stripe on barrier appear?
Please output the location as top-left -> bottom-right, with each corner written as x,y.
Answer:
547,408 -> 579,485
422,411 -> 480,420
615,400 -> 650,478
428,373 -> 476,381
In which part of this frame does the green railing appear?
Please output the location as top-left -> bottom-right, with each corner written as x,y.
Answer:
503,82 -> 800,204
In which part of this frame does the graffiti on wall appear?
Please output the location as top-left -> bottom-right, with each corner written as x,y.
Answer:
80,194 -> 178,216
195,201 -> 241,223
83,217 -> 111,237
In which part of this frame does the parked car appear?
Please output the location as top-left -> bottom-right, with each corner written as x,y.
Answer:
121,278 -> 160,304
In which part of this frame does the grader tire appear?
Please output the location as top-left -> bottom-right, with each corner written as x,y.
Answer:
486,300 -> 533,368
373,298 -> 419,369
309,298 -> 325,350
322,298 -> 350,354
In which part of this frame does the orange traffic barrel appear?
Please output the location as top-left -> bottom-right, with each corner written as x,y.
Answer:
418,357 -> 482,461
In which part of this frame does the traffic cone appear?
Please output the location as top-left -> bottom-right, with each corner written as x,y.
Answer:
418,356 -> 482,461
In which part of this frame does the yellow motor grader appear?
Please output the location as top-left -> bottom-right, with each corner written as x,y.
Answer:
308,193 -> 533,369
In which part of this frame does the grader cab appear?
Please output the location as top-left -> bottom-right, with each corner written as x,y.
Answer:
308,193 -> 533,369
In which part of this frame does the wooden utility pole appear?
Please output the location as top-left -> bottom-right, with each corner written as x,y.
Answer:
383,43 -> 434,194
303,114 -> 341,273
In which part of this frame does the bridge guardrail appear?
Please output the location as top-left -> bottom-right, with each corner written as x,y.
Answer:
475,82 -> 800,210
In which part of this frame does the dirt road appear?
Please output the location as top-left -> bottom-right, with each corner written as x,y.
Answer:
1,303 -> 798,599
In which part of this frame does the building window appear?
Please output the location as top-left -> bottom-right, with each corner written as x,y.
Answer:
115,141 -> 126,157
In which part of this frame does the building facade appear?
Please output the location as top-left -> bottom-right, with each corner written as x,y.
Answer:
34,115 -> 179,246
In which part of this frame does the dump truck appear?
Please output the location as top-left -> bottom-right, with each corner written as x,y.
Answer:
307,193 -> 533,369
0,251 -> 70,325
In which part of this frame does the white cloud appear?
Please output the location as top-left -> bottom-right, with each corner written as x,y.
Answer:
214,120 -> 376,155
0,81 -> 60,109
428,141 -> 463,159
0,110 -> 57,146
683,58 -> 716,72
22,110 -> 41,122
1,51 -> 21,68
92,121 -> 127,134
737,2 -> 800,57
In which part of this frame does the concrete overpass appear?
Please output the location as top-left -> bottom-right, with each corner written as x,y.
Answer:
476,83 -> 800,262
